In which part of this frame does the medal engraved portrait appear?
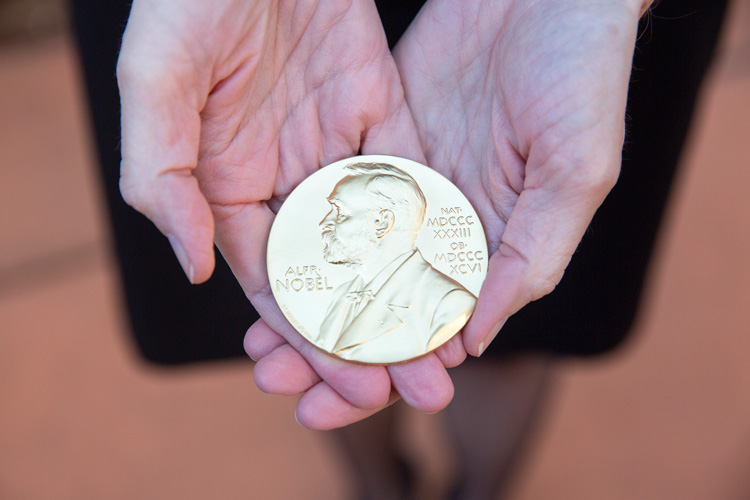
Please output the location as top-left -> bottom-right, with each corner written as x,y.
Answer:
267,155 -> 488,364
318,162 -> 476,362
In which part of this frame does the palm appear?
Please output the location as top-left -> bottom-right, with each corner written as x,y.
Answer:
156,1 -> 418,293
393,0 -> 642,351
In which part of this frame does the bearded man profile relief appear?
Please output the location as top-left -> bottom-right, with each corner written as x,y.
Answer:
317,162 -> 477,363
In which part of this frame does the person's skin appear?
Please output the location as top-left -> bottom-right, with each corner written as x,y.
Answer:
392,0 -> 651,355
117,0 -> 464,429
118,0 -> 653,429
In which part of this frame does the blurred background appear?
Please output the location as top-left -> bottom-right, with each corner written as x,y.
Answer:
1,0 -> 749,499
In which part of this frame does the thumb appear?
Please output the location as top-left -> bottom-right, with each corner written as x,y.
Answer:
117,8 -> 215,283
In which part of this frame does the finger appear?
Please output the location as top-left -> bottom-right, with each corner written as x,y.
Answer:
214,202 -> 392,410
244,319 -> 287,361
434,333 -> 467,368
117,11 -> 214,283
254,344 -> 321,396
273,315 -> 391,410
388,354 -> 454,413
295,382 -> 401,430
462,249 -> 522,356
464,143 -> 621,356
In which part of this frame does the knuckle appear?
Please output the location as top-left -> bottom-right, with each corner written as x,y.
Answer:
529,261 -> 568,301
118,169 -> 150,213
534,273 -> 562,299
574,161 -> 621,197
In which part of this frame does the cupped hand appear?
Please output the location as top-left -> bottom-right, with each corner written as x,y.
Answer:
393,0 -> 650,355
117,0 -> 459,428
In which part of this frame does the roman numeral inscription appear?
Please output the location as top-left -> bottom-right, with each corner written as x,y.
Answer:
430,207 -> 484,275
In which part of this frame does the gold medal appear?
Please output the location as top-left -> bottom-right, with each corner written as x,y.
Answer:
267,155 -> 488,364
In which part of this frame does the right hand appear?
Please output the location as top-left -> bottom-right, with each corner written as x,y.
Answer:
117,0 -> 460,428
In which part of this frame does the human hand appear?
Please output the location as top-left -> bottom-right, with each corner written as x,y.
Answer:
117,0 -> 463,428
393,0 -> 651,355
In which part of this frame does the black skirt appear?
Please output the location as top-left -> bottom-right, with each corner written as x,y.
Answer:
70,0 -> 729,363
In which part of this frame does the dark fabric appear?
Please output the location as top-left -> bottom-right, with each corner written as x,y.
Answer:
69,0 -> 727,364
375,0 -> 426,48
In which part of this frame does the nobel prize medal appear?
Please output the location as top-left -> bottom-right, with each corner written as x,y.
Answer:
266,155 -> 488,364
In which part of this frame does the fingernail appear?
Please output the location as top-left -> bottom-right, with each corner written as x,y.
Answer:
167,234 -> 193,284
491,319 -> 506,335
477,319 -> 506,357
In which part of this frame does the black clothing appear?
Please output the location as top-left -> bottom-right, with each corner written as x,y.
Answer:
70,0 -> 728,364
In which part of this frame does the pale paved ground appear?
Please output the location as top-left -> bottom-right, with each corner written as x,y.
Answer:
0,3 -> 749,500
